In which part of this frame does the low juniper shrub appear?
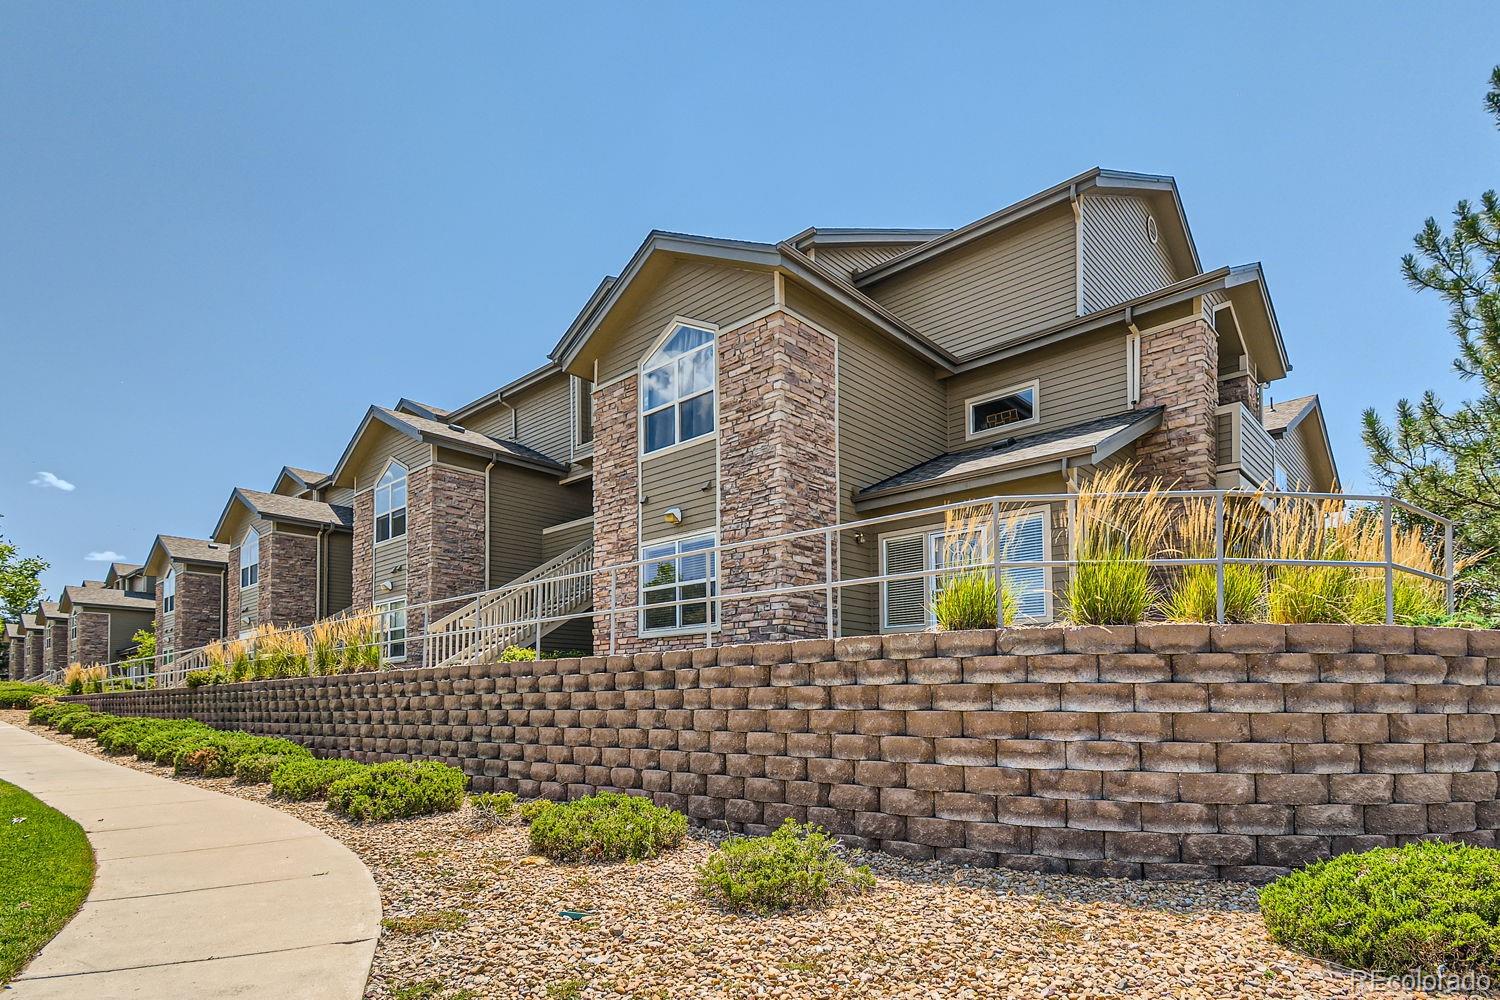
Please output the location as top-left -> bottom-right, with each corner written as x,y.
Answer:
271,757 -> 369,802
1260,841 -> 1500,978
326,761 -> 467,822
527,792 -> 686,863
697,819 -> 875,913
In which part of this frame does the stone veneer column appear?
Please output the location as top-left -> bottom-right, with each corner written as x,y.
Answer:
262,530 -> 319,628
1134,317 -> 1218,489
1219,372 -> 1262,420
76,611 -> 111,665
406,464 -> 487,667
226,542 -> 244,636
591,376 -> 642,653
352,492 -> 374,609
717,311 -> 839,644
25,630 -> 43,678
48,622 -> 69,672
176,571 -> 225,653
7,637 -> 23,680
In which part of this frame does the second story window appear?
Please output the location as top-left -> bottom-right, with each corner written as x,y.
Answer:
162,569 -> 176,613
642,324 -> 715,454
69,613 -> 77,640
374,461 -> 408,544
967,380 -> 1040,440
240,528 -> 260,589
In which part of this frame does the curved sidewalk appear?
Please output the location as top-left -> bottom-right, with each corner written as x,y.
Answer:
0,721 -> 381,999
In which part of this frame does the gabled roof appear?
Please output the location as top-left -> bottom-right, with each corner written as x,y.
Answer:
37,601 -> 61,624
59,586 -> 155,614
394,399 -> 450,421
1262,394 -> 1319,436
788,227 -> 952,251
548,231 -> 958,376
102,562 -> 143,587
329,405 -> 567,488
854,408 -> 1164,510
854,168 -> 1202,287
1263,394 -> 1339,490
145,534 -> 230,575
212,488 -> 354,542
5,622 -> 23,640
21,613 -> 42,631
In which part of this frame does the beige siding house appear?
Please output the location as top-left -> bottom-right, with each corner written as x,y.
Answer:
142,535 -> 229,667
58,584 -> 154,666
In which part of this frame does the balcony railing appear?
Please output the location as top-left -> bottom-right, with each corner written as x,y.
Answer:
30,489 -> 1458,693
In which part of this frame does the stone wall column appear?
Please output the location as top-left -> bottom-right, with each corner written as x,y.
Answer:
1134,316 -> 1218,489
48,622 -> 69,672
591,377 -> 641,653
227,543 -> 244,637
1219,372 -> 1262,420
353,492 -> 374,610
77,611 -> 111,665
262,530 -> 319,628
25,630 -> 43,678
406,464 -> 487,668
177,571 -> 225,653
717,311 -> 839,644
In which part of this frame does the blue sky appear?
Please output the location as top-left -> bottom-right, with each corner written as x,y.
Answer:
1,2 -> 1494,601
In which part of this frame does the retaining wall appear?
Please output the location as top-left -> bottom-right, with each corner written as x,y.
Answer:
70,623 -> 1500,881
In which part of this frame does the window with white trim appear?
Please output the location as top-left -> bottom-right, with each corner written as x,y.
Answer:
376,597 -> 407,662
374,461 -> 408,544
573,376 -> 594,448
640,532 -> 717,634
880,510 -> 1050,629
240,528 -> 260,589
966,381 -> 1039,440
162,569 -> 176,614
642,324 -> 715,454
69,613 -> 78,640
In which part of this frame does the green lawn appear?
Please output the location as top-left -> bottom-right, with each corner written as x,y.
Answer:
0,778 -> 94,984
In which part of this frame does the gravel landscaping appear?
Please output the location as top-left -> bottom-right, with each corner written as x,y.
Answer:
5,710 -> 1462,1000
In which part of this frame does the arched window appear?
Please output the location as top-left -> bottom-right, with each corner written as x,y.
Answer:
375,461 -> 408,544
641,324 -> 715,454
162,569 -> 176,613
240,528 -> 260,589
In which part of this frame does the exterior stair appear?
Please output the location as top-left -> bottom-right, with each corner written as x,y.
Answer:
424,540 -> 593,668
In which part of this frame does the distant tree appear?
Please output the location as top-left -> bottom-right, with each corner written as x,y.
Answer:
0,527 -> 48,621
1363,66 -> 1500,613
122,626 -> 156,674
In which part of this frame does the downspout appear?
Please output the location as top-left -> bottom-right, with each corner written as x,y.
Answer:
483,458 -> 496,588
315,524 -> 327,617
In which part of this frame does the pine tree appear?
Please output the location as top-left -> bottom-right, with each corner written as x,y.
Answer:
1362,66 -> 1500,613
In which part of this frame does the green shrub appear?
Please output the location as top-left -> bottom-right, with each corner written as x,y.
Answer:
175,745 -> 232,778
1411,609 -> 1500,629
327,761 -> 467,822
1267,565 -> 1357,624
500,645 -> 538,661
29,701 -> 86,727
234,754 -> 288,784
97,719 -> 163,756
931,570 -> 1017,631
66,713 -> 125,739
1163,564 -> 1266,623
1066,556 -> 1155,625
518,799 -> 553,824
698,819 -> 874,913
528,792 -> 686,862
468,791 -> 517,828
54,709 -> 99,735
1260,842 -> 1500,978
0,682 -> 61,709
184,669 -> 216,690
271,757 -> 369,801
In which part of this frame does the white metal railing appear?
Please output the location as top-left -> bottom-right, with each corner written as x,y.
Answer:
30,489 -> 1457,693
423,540 -> 594,667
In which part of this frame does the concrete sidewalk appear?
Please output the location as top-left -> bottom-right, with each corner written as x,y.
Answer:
0,721 -> 381,999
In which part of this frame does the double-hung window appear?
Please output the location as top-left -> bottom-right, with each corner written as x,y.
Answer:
374,461 -> 408,544
240,528 -> 260,589
880,509 -> 1051,630
642,324 -> 715,454
640,533 -> 717,634
162,570 -> 176,614
69,613 -> 78,640
376,597 -> 407,662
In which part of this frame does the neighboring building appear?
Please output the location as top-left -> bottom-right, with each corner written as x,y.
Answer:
211,485 -> 354,636
1262,394 -> 1339,492
37,601 -> 67,674
325,394 -> 592,666
58,584 -> 155,666
21,614 -> 45,678
102,561 -> 157,597
142,535 -> 229,667
4,622 -> 24,680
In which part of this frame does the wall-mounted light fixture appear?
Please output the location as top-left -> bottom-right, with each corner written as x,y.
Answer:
663,507 -> 684,526
852,531 -> 867,545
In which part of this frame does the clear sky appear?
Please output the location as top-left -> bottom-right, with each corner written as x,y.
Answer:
2,2 -> 1495,602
